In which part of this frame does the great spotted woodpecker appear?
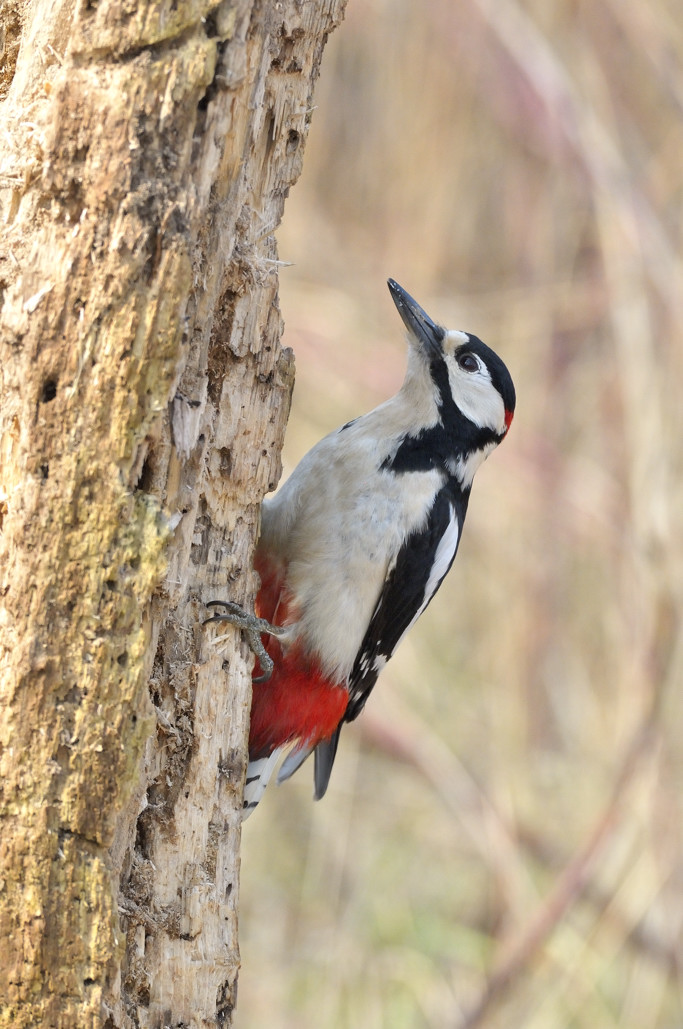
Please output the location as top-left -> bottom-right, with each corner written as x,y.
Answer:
206,279 -> 515,816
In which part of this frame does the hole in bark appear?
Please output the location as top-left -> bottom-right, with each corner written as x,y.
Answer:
287,129 -> 300,153
135,812 -> 152,860
219,447 -> 232,476
197,66 -> 219,113
62,684 -> 84,705
40,377 -> 58,403
40,463 -> 49,480
197,36 -> 229,122
117,652 -> 128,668
202,9 -> 219,38
105,578 -> 116,591
136,452 -> 154,493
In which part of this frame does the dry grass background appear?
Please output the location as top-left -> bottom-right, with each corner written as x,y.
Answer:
237,1 -> 683,1026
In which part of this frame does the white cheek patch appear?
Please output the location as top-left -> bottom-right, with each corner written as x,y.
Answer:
446,361 -> 506,433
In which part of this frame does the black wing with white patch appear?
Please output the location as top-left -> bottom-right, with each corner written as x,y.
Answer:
345,485 -> 468,724
307,487 -> 467,802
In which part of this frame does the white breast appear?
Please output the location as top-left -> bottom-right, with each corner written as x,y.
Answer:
261,418 -> 445,682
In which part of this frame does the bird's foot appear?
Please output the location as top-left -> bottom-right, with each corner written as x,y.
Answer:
204,600 -> 288,682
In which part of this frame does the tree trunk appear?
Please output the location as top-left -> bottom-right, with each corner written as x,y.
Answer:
0,1 -> 346,1025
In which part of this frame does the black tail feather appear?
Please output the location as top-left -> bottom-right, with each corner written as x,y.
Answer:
313,725 -> 343,800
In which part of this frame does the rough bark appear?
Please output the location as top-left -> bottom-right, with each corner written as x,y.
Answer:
0,0 -> 346,1025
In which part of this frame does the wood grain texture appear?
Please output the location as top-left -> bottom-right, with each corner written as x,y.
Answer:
0,0 -> 346,1025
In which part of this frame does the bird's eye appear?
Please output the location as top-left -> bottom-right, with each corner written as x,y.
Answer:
457,353 -> 479,373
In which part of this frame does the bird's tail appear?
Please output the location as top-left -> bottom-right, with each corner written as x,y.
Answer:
278,727 -> 342,799
242,749 -> 284,818
242,730 -> 342,817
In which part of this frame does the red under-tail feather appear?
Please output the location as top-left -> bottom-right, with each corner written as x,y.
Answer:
249,555 -> 348,761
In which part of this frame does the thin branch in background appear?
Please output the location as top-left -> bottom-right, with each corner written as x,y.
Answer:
360,682 -> 671,1028
517,824 -> 683,980
357,693 -> 534,905
450,0 -> 683,316
454,707 -> 660,1029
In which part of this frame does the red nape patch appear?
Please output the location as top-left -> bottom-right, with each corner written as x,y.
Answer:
249,552 -> 348,760
504,408 -> 514,432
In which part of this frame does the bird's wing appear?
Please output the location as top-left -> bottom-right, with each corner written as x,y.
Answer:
345,488 -> 463,724
278,487 -> 465,803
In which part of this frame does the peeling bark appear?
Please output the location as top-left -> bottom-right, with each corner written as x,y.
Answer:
0,0 -> 346,1025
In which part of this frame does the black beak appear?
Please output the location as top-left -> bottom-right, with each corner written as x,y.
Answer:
387,279 -> 445,356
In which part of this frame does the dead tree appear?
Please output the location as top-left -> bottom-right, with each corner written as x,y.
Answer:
0,0 -> 346,1025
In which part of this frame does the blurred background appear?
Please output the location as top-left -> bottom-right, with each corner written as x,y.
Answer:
238,0 -> 683,1026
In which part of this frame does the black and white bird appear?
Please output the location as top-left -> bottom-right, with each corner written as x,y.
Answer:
207,279 -> 515,815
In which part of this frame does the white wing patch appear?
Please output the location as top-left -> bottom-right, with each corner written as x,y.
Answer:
392,504 -> 460,658
423,503 -> 460,604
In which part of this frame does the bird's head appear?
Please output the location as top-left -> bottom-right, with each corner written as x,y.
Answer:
388,278 -> 516,444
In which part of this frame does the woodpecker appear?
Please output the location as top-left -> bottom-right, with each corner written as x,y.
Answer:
206,279 -> 515,816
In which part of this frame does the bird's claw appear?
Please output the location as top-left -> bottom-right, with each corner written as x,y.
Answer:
204,600 -> 286,682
